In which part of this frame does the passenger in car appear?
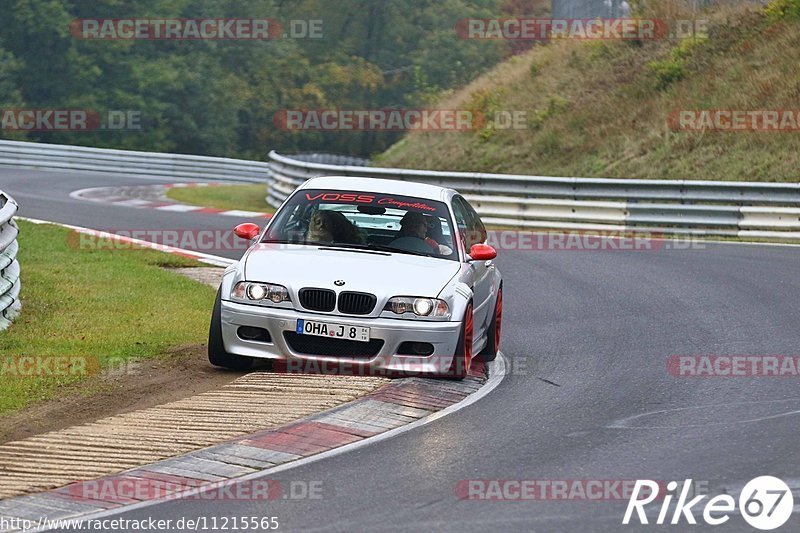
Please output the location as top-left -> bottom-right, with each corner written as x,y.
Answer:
306,210 -> 363,244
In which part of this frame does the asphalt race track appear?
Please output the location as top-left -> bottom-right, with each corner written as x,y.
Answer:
0,169 -> 246,260
1,168 -> 799,532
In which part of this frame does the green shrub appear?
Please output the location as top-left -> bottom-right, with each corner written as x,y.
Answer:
649,36 -> 708,90
765,0 -> 800,20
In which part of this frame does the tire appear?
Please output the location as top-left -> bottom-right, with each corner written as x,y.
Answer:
477,287 -> 502,362
208,289 -> 253,371
444,303 -> 473,380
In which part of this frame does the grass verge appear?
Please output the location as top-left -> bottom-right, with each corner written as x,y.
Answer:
166,184 -> 275,213
0,221 -> 216,415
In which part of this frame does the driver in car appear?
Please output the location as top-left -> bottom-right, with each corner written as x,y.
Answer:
397,211 -> 453,256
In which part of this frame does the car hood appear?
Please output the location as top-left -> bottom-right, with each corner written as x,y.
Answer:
244,244 -> 460,298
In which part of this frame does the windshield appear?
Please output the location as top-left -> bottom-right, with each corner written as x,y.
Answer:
264,189 -> 458,260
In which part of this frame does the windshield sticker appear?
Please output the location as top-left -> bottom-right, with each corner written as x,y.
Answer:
305,193 -> 375,203
305,192 -> 437,212
377,198 -> 436,212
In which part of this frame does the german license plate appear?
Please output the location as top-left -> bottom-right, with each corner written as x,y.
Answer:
296,319 -> 370,342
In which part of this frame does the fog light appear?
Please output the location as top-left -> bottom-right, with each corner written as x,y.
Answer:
398,341 -> 435,356
237,326 -> 272,343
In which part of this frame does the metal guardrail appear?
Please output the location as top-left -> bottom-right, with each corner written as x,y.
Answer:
267,151 -> 800,240
0,140 -> 269,183
287,153 -> 370,166
0,140 -> 795,241
0,191 -> 20,331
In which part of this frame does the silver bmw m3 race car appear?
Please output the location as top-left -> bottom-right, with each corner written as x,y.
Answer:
208,176 -> 502,379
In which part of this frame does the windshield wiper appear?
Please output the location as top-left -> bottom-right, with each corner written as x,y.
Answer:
260,239 -> 330,246
260,240 -> 433,258
316,242 -> 432,258
361,243 -> 431,257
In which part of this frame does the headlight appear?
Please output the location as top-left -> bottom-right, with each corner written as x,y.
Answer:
384,297 -> 450,318
232,282 -> 290,304
414,298 -> 433,316
247,284 -> 267,301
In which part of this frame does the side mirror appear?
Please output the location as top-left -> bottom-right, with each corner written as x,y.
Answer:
234,223 -> 261,240
469,243 -> 497,261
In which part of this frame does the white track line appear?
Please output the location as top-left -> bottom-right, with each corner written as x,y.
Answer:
68,186 -> 112,202
111,199 -> 153,207
18,217 -> 234,268
154,204 -> 205,212
32,354 -> 507,531
218,209 -> 269,217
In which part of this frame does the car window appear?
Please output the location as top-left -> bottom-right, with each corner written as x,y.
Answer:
463,198 -> 487,245
264,189 -> 458,260
453,196 -> 487,249
451,196 -> 470,251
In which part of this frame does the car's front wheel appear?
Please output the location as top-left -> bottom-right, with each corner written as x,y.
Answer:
208,288 -> 254,371
444,303 -> 473,380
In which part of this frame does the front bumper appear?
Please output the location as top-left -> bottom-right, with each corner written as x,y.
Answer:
220,300 -> 462,374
